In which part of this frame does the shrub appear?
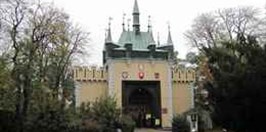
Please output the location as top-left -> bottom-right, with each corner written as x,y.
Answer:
172,115 -> 191,132
26,107 -> 79,132
81,118 -> 101,132
91,96 -> 120,132
119,115 -> 136,132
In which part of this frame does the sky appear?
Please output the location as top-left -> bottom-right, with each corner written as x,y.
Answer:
48,0 -> 265,66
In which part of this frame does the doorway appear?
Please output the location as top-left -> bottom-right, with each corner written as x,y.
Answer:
122,81 -> 161,128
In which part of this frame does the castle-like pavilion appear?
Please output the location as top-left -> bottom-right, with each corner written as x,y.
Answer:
73,0 -> 195,128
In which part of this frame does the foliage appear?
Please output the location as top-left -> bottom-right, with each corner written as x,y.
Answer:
191,54 -> 214,131
119,115 -> 136,132
186,5 -> 266,132
80,118 -> 101,132
186,52 -> 197,64
26,103 -> 79,132
0,57 -> 15,111
0,0 -> 88,131
92,96 -> 121,132
172,115 -> 191,132
205,37 -> 266,132
78,97 -> 123,132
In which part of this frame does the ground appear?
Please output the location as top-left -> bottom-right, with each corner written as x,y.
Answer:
134,128 -> 227,132
134,128 -> 171,132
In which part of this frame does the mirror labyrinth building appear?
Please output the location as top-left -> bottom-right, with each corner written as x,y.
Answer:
73,0 -> 195,128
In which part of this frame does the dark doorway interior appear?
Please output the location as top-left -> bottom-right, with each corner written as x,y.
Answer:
122,81 -> 161,128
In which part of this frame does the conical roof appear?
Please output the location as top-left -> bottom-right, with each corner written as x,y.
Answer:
133,0 -> 139,14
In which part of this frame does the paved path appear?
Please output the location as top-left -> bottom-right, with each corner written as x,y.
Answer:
134,128 -> 171,132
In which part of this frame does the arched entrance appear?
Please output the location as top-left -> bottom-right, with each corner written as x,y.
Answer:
122,81 -> 161,128
129,88 -> 152,106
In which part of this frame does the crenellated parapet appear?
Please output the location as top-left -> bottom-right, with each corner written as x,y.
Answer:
73,66 -> 107,82
172,68 -> 195,83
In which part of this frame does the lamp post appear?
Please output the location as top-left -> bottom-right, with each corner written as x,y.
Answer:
190,112 -> 198,132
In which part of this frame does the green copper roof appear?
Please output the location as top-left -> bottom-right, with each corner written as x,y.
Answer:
118,31 -> 155,49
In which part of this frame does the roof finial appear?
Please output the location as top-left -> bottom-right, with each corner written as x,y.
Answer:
122,13 -> 126,31
127,18 -> 131,31
168,21 -> 171,31
148,15 -> 152,32
105,17 -> 113,43
167,21 -> 173,45
108,17 -> 112,28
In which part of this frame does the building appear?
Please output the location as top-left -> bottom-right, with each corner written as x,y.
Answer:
73,0 -> 195,128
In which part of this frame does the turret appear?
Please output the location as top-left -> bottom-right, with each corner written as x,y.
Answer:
167,23 -> 173,45
103,17 -> 119,64
105,17 -> 113,44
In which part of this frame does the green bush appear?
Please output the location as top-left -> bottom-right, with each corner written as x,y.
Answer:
119,115 -> 136,132
81,118 -> 101,132
172,115 -> 191,132
92,96 -> 120,132
26,105 -> 79,132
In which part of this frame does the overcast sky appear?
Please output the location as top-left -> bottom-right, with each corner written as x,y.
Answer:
48,0 -> 265,66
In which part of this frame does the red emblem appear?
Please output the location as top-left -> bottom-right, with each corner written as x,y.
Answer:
138,72 -> 144,79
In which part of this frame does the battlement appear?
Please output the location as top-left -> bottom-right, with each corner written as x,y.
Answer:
172,68 -> 195,83
73,66 -> 195,83
73,66 -> 107,82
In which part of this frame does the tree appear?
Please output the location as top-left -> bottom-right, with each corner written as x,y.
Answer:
0,56 -> 15,111
0,0 -> 88,131
185,7 -> 264,51
186,52 -> 197,64
186,6 -> 266,132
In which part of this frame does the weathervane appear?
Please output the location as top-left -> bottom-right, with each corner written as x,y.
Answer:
127,18 -> 131,31
122,13 -> 126,31
148,15 -> 152,32
167,21 -> 171,32
148,15 -> 151,26
108,17 -> 113,29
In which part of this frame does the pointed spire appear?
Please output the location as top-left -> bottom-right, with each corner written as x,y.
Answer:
147,16 -> 155,44
105,17 -> 113,43
167,22 -> 173,45
133,0 -> 139,14
148,32 -> 155,44
132,0 -> 140,33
